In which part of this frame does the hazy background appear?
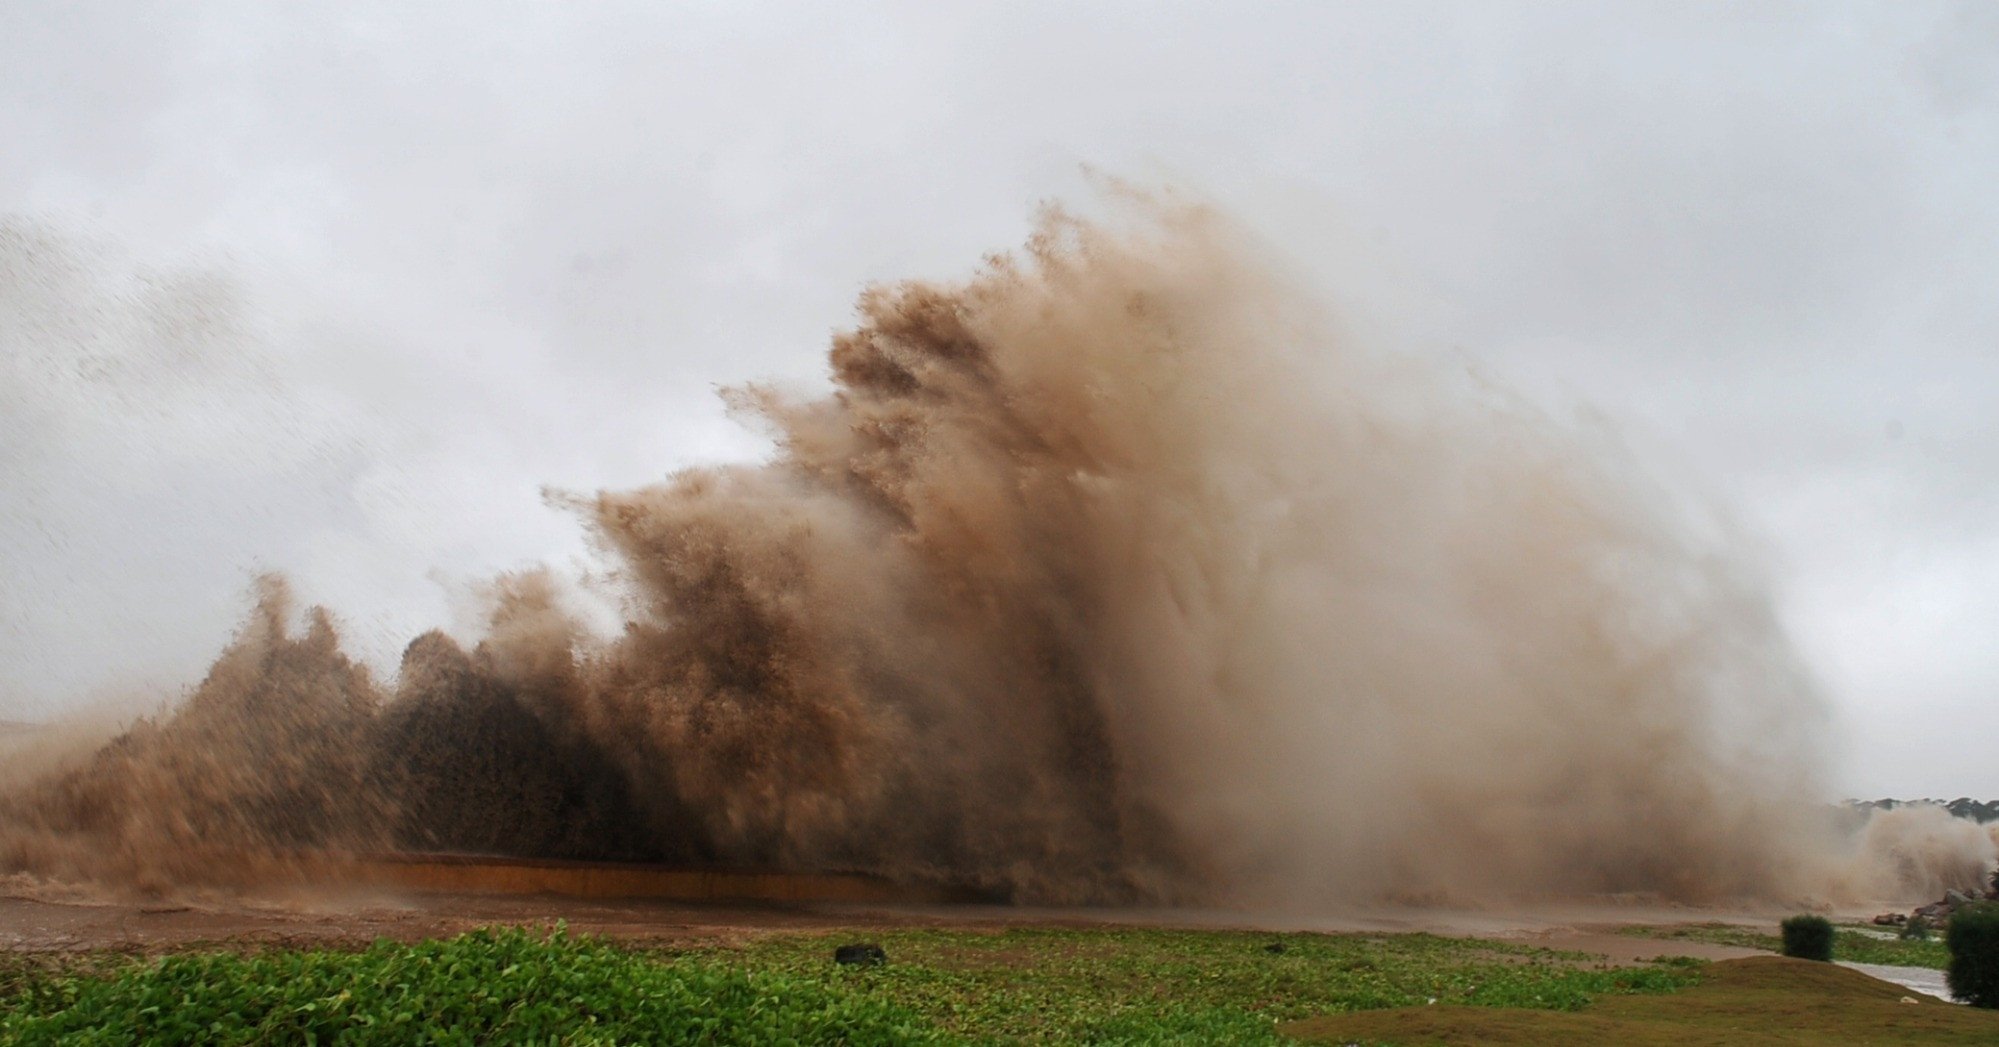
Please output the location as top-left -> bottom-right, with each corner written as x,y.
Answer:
2,1 -> 1993,797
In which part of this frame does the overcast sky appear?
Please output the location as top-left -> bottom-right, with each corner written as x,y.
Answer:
2,1 -> 1994,797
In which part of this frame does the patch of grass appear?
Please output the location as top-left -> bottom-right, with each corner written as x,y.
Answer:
711,927 -> 1695,1039
1283,955 -> 1999,1045
1,925 -> 1699,1045
1622,921 -> 1952,970
699,927 -> 1698,1042
0,926 -> 939,1046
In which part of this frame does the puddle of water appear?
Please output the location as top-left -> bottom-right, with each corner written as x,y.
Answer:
1838,961 -> 1959,1004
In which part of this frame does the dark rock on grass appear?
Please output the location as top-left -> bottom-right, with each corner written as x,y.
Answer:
834,943 -> 888,966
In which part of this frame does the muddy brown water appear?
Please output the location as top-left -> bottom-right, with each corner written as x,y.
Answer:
1,865 -> 1802,963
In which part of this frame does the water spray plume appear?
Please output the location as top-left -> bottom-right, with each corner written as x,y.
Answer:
2,197 -> 1990,906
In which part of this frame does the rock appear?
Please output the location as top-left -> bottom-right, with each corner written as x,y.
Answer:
1872,912 -> 1906,926
834,943 -> 888,966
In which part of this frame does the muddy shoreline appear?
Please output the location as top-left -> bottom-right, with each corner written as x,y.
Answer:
1,876 -> 1805,963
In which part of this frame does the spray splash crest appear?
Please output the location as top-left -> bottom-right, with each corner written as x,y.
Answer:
3,200 -> 1991,905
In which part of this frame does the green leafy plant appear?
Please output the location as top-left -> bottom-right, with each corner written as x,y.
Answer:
0,924 -> 1707,1045
1780,914 -> 1834,962
1948,902 -> 1999,1008
712,926 -> 1698,1042
0,925 -> 941,1045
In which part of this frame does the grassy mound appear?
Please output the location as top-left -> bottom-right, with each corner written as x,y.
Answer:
1283,955 -> 1999,1045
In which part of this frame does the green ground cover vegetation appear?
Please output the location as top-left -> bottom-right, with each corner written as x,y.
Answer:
0,925 -> 1693,1045
1284,955 -> 1999,1046
10,922 -> 1990,1044
1621,921 -> 1952,969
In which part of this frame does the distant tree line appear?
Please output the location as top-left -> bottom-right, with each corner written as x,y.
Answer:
1844,798 -> 1999,824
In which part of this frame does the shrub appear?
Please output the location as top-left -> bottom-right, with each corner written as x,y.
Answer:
1899,915 -> 1932,941
1780,914 -> 1833,961
1947,902 -> 1999,1008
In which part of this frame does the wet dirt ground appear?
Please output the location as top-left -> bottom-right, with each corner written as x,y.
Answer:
0,878 -> 1785,963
